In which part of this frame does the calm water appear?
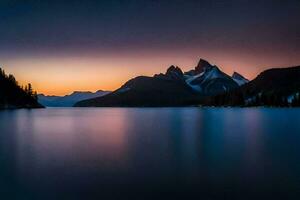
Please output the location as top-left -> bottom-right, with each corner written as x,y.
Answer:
1,108 -> 300,199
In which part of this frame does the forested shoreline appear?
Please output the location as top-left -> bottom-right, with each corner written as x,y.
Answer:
0,68 -> 43,109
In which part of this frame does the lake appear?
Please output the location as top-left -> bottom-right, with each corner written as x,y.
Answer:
1,108 -> 300,199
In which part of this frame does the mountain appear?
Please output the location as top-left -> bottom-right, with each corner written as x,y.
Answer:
154,65 -> 185,82
38,90 -> 110,107
185,59 -> 214,76
0,68 -> 43,109
232,72 -> 249,86
185,59 -> 239,95
75,58 -> 244,107
75,69 -> 199,107
204,65 -> 300,107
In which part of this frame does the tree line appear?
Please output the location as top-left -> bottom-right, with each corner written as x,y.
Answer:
0,67 -> 40,108
203,90 -> 300,107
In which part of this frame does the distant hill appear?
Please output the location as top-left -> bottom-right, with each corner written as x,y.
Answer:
38,90 -> 110,107
75,58 -> 247,107
75,75 -> 199,107
203,66 -> 300,107
0,68 -> 43,109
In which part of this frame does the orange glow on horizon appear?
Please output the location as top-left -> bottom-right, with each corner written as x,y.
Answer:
1,50 -> 300,96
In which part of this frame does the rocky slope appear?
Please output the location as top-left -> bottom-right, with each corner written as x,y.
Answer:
203,65 -> 300,106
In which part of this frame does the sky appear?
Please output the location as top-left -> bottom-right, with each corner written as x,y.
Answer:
0,0 -> 300,95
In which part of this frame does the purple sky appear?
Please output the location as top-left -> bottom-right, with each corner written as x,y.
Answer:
1,0 -> 300,95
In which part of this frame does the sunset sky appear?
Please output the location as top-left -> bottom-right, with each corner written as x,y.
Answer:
1,0 -> 300,95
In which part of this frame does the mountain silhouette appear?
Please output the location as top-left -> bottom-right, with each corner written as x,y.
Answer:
75,76 -> 198,107
38,90 -> 110,107
75,58 -> 245,107
204,65 -> 300,107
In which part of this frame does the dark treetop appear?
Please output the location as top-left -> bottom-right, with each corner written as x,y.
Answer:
0,68 -> 43,109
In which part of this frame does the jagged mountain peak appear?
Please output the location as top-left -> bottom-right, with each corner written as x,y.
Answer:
195,58 -> 214,74
74,58 -> 260,107
232,72 -> 247,80
231,71 -> 249,86
185,58 -> 215,76
154,65 -> 184,81
204,65 -> 300,107
166,65 -> 183,76
185,61 -> 239,95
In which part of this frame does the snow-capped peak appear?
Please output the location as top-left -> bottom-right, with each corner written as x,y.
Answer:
185,65 -> 227,92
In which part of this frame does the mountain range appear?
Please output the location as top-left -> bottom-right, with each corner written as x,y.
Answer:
75,59 -> 249,107
38,90 -> 110,107
2,57 -> 299,108
203,65 -> 300,107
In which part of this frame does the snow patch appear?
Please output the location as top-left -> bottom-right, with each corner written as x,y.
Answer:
233,78 -> 248,86
185,72 -> 204,92
201,67 -> 224,82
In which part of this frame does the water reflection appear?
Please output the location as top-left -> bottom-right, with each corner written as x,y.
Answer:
16,108 -> 130,170
1,108 -> 300,199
